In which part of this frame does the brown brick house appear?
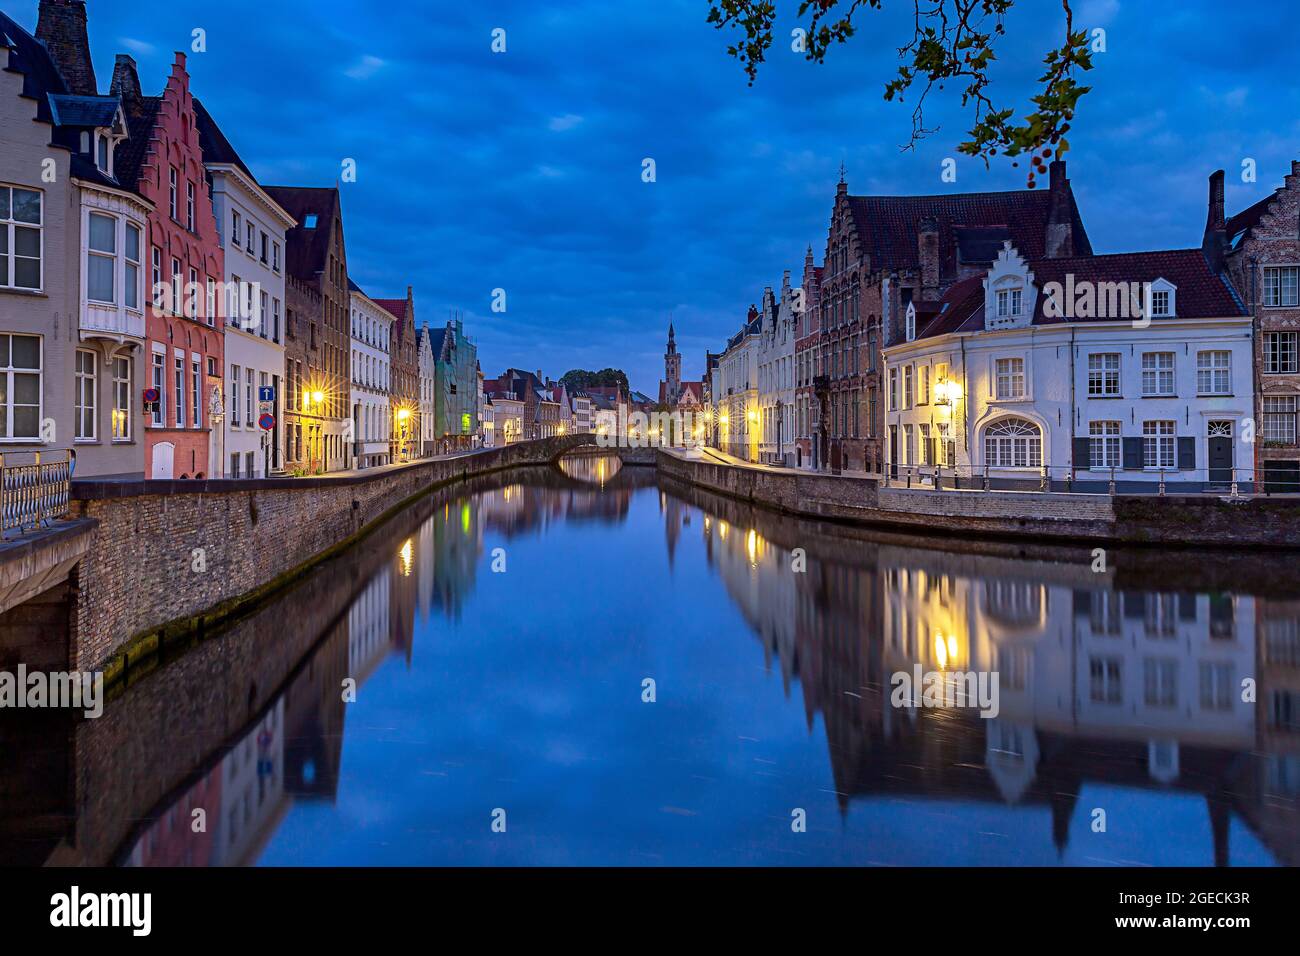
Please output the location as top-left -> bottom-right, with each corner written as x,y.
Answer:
374,286 -> 419,460
813,162 -> 1090,473
1215,163 -> 1300,492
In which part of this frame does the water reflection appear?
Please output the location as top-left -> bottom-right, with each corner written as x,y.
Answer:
4,456 -> 1295,866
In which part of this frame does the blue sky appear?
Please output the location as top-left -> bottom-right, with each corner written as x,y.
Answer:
16,0 -> 1300,393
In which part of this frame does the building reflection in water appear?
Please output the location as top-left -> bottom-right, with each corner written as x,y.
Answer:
688,486 -> 1299,866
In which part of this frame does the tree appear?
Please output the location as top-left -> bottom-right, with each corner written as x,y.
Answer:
705,0 -> 1093,184
561,368 -> 631,394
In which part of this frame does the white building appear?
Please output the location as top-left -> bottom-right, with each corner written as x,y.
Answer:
349,284 -> 395,469
488,394 -> 524,446
717,306 -> 761,461
571,393 -> 593,433
757,272 -> 798,465
199,112 -> 295,479
882,243 -> 1255,492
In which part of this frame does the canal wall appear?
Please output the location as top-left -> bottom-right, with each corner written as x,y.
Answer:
657,449 -> 1300,549
69,435 -> 594,679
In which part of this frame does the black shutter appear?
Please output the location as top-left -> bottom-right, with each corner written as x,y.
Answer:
1122,437 -> 1144,471
1073,589 -> 1093,617
1178,437 -> 1196,471
1072,436 -> 1091,469
1124,591 -> 1146,619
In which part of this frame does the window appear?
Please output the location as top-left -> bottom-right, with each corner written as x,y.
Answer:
1263,266 -> 1299,307
171,257 -> 182,314
1089,421 -> 1121,469
168,167 -> 178,220
96,133 -> 109,172
996,287 -> 1023,318
74,349 -> 96,440
1141,352 -> 1175,396
188,267 -> 199,318
151,351 -> 165,426
87,212 -> 116,303
230,453 -> 241,478
1199,662 -> 1233,711
887,367 -> 898,410
1089,657 -> 1122,704
0,185 -> 43,290
125,224 -> 141,310
1264,332 -> 1299,374
304,214 -> 318,229
186,181 -> 195,231
1197,350 -> 1231,395
192,358 -> 201,428
1150,288 -> 1171,317
984,418 -> 1042,468
151,247 -> 161,309
0,334 -> 41,439
1143,659 -> 1178,708
1087,353 -> 1120,397
918,365 -> 930,405
174,355 -> 185,428
1142,420 -> 1176,468
994,357 -> 1026,400
272,298 -> 281,342
260,232 -> 268,264
903,365 -> 914,409
246,222 -> 255,253
272,242 -> 280,273
230,364 -> 241,426
260,292 -> 268,338
246,368 -> 254,427
919,423 -> 932,466
1263,396 -> 1298,444
112,356 -> 130,440
232,210 -> 241,246
905,308 -> 916,341
938,422 -> 955,467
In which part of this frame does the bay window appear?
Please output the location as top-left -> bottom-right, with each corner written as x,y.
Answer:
87,213 -> 116,302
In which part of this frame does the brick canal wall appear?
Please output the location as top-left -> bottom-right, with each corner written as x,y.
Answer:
657,450 -> 1300,549
70,435 -> 594,677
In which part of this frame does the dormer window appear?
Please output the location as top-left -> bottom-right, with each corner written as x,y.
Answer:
905,302 -> 917,341
304,214 -> 318,229
96,134 -> 109,173
996,287 -> 1023,318
1142,278 -> 1177,320
1150,289 -> 1171,317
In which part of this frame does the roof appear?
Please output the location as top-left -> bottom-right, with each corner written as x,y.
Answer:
846,186 -> 1090,272
372,298 -> 408,320
1225,190 -> 1279,251
112,94 -> 162,192
47,93 -> 119,128
193,97 -> 253,179
262,185 -> 340,281
912,248 -> 1246,342
0,11 -> 67,124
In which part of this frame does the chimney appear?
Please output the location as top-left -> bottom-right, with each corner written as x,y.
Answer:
747,303 -> 759,323
36,0 -> 97,95
1202,169 -> 1228,272
110,54 -> 141,102
1044,160 -> 1077,258
917,216 -> 940,297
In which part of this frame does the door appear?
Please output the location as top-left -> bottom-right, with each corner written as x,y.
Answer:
889,425 -> 899,480
151,442 -> 174,480
1207,421 -> 1233,486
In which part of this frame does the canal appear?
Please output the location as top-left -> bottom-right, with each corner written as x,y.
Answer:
5,452 -> 1296,866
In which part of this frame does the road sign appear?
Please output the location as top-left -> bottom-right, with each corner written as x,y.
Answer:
143,387 -> 160,404
258,413 -> 275,431
258,385 -> 276,403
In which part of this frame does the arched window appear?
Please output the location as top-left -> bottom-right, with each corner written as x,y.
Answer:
984,418 -> 1042,468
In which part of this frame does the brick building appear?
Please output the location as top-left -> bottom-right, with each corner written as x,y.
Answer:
812,163 -> 1090,473
1216,163 -> 1300,492
795,246 -> 823,469
114,52 -> 225,479
264,186 -> 350,474
373,286 -> 419,460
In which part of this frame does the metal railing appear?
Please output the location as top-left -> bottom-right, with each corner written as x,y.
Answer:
870,462 -> 1288,496
1,450 -> 71,537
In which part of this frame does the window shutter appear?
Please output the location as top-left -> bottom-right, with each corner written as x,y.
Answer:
1178,437 -> 1196,471
1122,437 -> 1143,470
1072,436 -> 1091,469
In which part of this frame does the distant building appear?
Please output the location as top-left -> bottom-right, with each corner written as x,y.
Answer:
348,281 -> 394,469
373,287 -> 419,461
757,274 -> 797,465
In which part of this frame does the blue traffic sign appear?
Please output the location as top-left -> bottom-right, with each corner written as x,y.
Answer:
258,386 -> 276,402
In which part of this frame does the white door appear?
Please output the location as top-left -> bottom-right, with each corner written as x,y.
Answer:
151,442 -> 174,479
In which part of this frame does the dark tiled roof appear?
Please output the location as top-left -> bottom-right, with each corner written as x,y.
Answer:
262,185 -> 339,281
193,97 -> 253,179
1225,190 -> 1279,250
0,11 -> 67,124
913,248 -> 1246,341
847,187 -> 1090,272
372,298 -> 408,320
47,93 -> 118,128
113,94 -> 162,192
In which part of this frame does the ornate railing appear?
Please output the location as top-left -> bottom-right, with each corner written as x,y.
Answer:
0,450 -> 71,537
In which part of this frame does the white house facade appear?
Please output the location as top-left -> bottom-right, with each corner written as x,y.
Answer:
717,307 -> 761,461
757,273 -> 798,466
349,286 -> 394,469
882,243 -> 1254,492
207,162 -> 293,478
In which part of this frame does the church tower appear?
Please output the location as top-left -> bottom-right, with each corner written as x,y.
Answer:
664,321 -> 681,405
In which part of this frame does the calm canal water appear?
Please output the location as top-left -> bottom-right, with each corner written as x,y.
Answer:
6,452 -> 1298,866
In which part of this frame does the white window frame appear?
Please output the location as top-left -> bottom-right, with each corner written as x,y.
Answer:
1196,350 -> 1231,396
1264,332 -> 1299,375
1089,420 -> 1122,469
151,347 -> 165,426
994,357 -> 1026,401
0,184 -> 44,292
0,333 -> 42,441
112,354 -> 131,441
1087,352 -> 1121,398
1141,351 -> 1176,397
1142,420 -> 1176,469
1263,265 -> 1300,308
74,348 -> 97,441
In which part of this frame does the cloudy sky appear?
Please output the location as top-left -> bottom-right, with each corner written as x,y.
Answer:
17,0 -> 1300,392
